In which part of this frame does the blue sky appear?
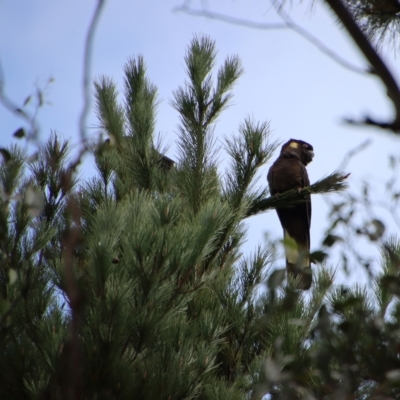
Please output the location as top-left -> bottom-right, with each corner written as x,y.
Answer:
1,0 -> 399,285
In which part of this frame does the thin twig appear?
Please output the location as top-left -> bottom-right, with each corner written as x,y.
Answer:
174,2 -> 366,75
67,0 -> 106,177
78,0 -> 106,144
337,138 -> 372,170
174,3 -> 286,30
271,1 -> 367,75
0,59 -> 40,142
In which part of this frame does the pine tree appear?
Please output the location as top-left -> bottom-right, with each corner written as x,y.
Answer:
3,35 -> 397,400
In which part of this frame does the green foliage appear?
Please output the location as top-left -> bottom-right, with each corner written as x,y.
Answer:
0,35 -> 398,400
172,35 -> 244,213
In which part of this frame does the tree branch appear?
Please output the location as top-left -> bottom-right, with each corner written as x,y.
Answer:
324,0 -> 400,132
271,1 -> 367,75
174,3 -> 287,30
246,171 -> 350,217
174,1 -> 366,75
78,0 -> 106,144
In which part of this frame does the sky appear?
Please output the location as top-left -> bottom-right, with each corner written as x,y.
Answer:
1,0 -> 399,287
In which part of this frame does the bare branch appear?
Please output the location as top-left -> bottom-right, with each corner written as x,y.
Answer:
64,0 -> 106,176
175,1 -> 366,75
337,138 -> 372,170
344,116 -> 400,133
0,61 -> 41,142
78,0 -> 106,144
325,0 -> 400,132
174,3 -> 287,30
271,1 -> 367,75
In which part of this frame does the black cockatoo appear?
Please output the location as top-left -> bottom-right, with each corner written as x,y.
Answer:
267,139 -> 314,290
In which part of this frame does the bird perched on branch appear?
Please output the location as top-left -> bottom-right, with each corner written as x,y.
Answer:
267,139 -> 314,290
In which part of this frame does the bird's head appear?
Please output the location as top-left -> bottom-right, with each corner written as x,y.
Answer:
281,139 -> 314,166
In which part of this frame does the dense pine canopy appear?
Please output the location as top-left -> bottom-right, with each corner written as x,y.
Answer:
1,35 -> 400,400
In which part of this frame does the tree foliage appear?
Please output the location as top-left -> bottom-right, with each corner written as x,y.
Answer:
0,35 -> 399,400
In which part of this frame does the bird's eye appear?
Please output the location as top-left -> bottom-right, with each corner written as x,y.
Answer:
303,143 -> 308,148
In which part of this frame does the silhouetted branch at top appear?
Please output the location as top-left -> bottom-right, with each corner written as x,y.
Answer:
246,171 -> 350,218
325,0 -> 400,133
176,0 -> 400,134
174,1 -> 366,75
174,3 -> 287,30
270,1 -> 367,75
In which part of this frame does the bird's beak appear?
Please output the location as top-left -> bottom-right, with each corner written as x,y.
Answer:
307,150 -> 314,159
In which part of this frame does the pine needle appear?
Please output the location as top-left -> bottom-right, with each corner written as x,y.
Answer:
246,171 -> 350,217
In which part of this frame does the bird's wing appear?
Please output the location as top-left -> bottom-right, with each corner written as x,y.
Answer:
268,150 -> 313,290
277,204 -> 310,255
267,157 -> 311,244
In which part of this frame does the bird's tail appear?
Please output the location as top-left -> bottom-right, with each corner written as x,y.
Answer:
284,232 -> 312,290
286,263 -> 312,290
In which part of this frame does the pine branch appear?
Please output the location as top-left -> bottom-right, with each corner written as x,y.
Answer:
172,36 -> 243,213
124,56 -> 158,142
93,76 -> 126,143
246,171 -> 350,217
223,118 -> 279,210
121,57 -> 160,192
